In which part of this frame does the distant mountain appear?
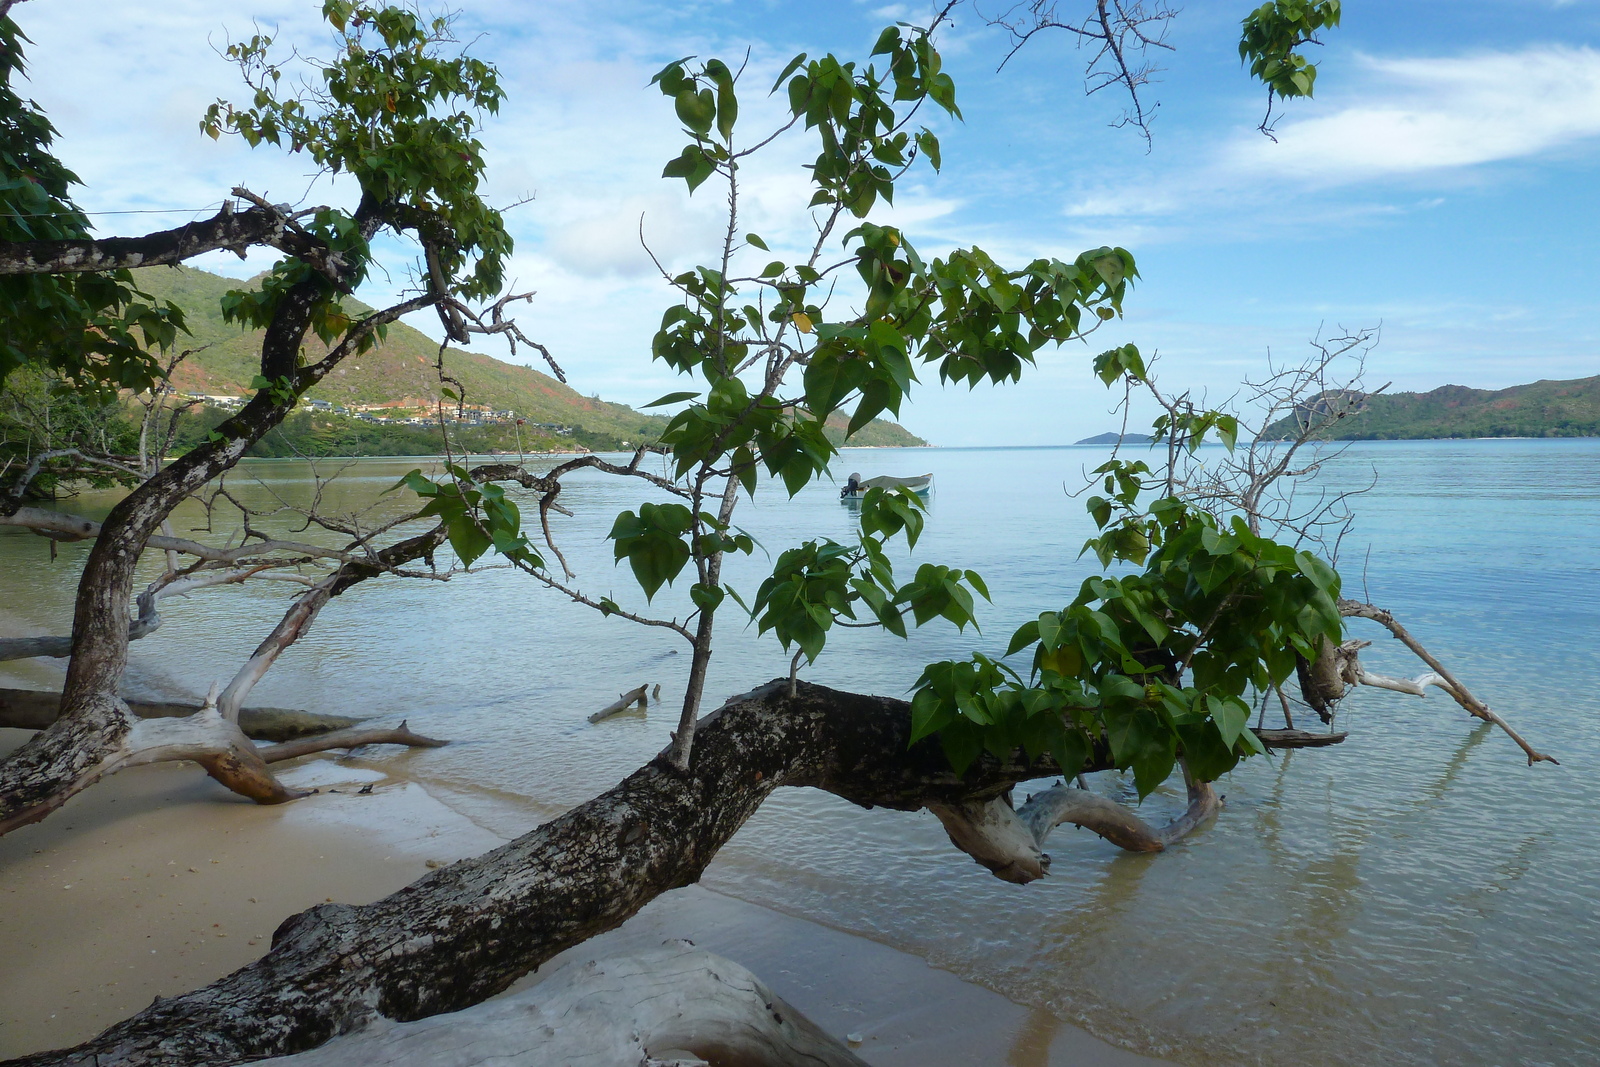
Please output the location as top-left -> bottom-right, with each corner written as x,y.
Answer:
1264,376 -> 1600,440
1074,432 -> 1153,445
130,266 -> 926,449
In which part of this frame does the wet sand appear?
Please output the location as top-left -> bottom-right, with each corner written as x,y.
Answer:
0,730 -> 1162,1065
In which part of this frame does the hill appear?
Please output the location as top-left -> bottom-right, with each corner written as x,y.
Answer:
1074,432 -> 1153,445
1265,376 -> 1600,440
130,266 -> 926,450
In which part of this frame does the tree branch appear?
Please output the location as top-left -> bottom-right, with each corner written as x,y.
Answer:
0,199 -> 340,283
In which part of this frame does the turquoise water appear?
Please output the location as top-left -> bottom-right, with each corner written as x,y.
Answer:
1,439 -> 1596,1065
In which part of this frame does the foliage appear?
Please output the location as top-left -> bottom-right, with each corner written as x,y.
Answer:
911,494 -> 1341,786
0,369 -> 142,499
199,0 -> 512,414
202,2 -> 509,305
396,464 -> 541,569
617,24 -> 1137,666
1239,1 -> 1341,104
0,16 -> 185,395
748,487 -> 990,664
386,6 -> 1352,785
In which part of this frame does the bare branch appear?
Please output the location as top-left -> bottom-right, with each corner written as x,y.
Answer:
982,0 -> 1179,146
1338,599 -> 1558,766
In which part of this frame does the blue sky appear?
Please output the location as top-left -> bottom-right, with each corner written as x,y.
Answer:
17,1 -> 1600,444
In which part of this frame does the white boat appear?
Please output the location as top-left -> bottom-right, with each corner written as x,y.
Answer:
840,472 -> 933,498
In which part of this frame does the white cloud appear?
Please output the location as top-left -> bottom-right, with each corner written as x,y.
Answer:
1231,45 -> 1600,182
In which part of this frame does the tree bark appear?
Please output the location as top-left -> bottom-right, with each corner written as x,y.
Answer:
8,679 -> 1105,1067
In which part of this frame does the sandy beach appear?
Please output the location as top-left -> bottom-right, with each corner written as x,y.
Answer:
0,728 -> 1162,1066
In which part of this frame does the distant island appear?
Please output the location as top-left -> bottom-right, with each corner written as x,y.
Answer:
1074,432 -> 1153,445
1265,376 -> 1600,440
136,267 -> 927,457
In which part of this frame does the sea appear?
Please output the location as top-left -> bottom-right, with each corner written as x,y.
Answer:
1,438 -> 1596,1066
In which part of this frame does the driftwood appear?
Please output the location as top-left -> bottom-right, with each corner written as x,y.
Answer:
257,721 -> 446,764
0,688 -> 362,742
256,944 -> 865,1067
1254,727 -> 1347,748
588,685 -> 649,724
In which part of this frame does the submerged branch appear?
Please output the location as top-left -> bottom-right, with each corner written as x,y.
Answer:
1339,598 -> 1558,766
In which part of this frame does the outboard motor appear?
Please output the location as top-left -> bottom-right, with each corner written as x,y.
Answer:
842,472 -> 862,498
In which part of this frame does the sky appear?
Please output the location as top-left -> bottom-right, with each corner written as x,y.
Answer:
15,0 -> 1600,445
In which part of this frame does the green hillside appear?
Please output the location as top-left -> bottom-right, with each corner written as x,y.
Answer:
130,266 -> 927,450
1267,376 -> 1600,440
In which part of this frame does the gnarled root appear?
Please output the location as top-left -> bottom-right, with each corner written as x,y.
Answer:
256,945 -> 866,1067
927,796 -> 1046,884
930,766 -> 1221,884
1021,771 -> 1218,855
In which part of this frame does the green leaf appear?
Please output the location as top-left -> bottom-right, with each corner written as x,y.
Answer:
1208,694 -> 1250,750
1006,621 -> 1041,657
676,87 -> 716,135
691,583 -> 725,613
447,516 -> 492,569
939,718 -> 986,775
1050,726 -> 1090,778
644,390 -> 701,408
746,232 -> 770,250
770,53 -> 808,95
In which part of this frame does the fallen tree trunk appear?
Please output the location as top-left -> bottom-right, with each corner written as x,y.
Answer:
9,679 -> 1106,1067
257,944 -> 866,1067
0,688 -> 363,742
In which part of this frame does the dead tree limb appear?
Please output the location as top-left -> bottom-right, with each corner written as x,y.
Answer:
0,688 -> 362,742
927,759 -> 1219,882
0,199 -> 341,281
0,563 -> 302,663
256,721 -> 446,764
0,520 -> 449,836
589,685 -> 648,724
0,506 -> 369,565
1337,598 -> 1557,766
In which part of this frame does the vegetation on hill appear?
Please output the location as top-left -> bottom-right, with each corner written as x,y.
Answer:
1267,376 -> 1600,440
131,266 -> 925,452
1074,431 -> 1153,445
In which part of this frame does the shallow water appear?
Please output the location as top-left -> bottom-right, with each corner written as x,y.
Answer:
2,439 -> 1597,1066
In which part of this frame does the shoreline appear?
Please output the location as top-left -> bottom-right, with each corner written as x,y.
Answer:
0,733 -> 1163,1066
